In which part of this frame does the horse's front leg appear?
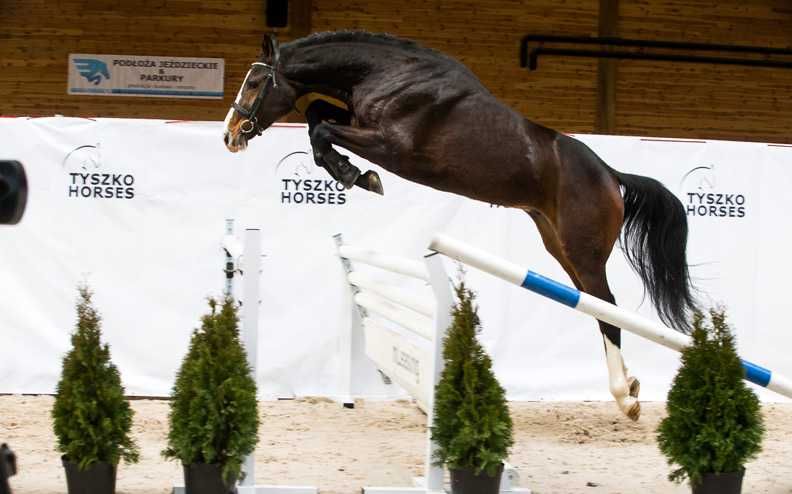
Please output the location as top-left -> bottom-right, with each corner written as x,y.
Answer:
304,102 -> 359,186
310,122 -> 385,195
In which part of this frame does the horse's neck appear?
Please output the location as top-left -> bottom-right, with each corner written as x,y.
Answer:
285,43 -> 384,101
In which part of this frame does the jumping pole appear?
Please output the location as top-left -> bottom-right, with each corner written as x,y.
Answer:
213,220 -> 317,494
429,233 -> 792,400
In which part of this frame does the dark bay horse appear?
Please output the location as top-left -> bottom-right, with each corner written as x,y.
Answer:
223,32 -> 696,420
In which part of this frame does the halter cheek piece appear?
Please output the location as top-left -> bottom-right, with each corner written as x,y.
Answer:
233,46 -> 280,136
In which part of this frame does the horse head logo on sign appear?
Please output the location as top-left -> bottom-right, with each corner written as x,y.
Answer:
681,165 -> 717,191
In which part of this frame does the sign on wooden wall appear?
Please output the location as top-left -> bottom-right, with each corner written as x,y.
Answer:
67,54 -> 224,99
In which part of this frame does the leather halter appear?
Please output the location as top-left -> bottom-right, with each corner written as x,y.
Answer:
232,62 -> 277,136
232,42 -> 281,136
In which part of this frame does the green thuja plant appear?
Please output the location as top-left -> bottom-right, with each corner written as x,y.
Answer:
431,277 -> 513,476
657,307 -> 764,486
163,297 -> 259,483
52,285 -> 139,470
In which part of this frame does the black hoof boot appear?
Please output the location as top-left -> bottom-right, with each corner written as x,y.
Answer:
355,170 -> 384,195
329,154 -> 361,190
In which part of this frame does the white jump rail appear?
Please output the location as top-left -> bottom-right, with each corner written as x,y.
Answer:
174,220 -> 317,494
335,234 -> 530,494
429,233 -> 792,401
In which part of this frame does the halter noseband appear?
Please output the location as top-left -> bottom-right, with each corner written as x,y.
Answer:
232,54 -> 280,136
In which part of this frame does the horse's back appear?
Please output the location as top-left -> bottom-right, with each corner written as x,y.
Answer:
370,89 -> 561,207
344,39 -> 617,209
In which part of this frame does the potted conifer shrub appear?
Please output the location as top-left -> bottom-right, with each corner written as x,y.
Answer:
431,278 -> 513,494
163,297 -> 259,494
657,308 -> 765,494
52,285 -> 139,494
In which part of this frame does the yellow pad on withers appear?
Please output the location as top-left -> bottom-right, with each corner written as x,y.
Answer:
294,92 -> 349,115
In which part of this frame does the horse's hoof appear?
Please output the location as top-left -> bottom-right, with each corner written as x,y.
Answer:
357,170 -> 384,195
625,399 -> 641,421
627,377 -> 641,398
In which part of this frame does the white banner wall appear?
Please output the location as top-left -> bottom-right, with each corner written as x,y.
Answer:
0,117 -> 789,403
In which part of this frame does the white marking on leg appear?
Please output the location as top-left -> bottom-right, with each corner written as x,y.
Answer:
623,359 -> 640,398
604,336 -> 640,420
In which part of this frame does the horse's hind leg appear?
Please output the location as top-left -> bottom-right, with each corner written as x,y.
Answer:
528,209 -> 641,420
576,264 -> 641,421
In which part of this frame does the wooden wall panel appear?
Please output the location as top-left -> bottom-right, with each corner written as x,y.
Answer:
613,0 -> 792,142
615,61 -> 792,142
0,0 -> 278,121
1,0 -> 791,143
619,1 -> 792,46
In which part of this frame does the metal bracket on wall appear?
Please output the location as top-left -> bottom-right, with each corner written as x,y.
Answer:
520,35 -> 792,71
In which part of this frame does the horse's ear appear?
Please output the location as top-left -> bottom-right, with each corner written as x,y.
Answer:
261,34 -> 279,63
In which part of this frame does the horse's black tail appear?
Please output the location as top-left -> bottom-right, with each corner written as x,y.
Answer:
612,171 -> 697,332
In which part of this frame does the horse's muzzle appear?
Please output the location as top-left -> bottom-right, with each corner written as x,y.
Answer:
223,130 -> 247,153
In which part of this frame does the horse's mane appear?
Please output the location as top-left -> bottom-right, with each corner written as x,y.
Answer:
281,30 -> 480,86
285,31 -> 451,62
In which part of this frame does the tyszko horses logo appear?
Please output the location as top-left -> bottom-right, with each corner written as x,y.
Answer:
62,144 -> 135,200
73,59 -> 111,85
276,150 -> 347,206
680,164 -> 746,218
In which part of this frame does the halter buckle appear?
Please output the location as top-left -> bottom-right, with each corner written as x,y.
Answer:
240,119 -> 256,134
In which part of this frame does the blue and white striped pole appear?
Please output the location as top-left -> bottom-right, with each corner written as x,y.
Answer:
430,233 -> 792,400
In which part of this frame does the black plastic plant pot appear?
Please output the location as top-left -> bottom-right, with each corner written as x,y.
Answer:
183,463 -> 238,494
449,463 -> 504,494
691,470 -> 744,494
62,456 -> 117,494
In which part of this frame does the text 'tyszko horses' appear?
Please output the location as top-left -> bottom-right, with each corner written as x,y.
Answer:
223,32 -> 697,420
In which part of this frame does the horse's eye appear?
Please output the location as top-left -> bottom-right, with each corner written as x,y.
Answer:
247,78 -> 261,89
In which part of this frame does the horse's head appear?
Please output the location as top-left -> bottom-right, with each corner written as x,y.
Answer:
223,35 -> 297,152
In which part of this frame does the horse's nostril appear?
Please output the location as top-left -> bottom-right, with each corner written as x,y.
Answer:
223,132 -> 230,146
